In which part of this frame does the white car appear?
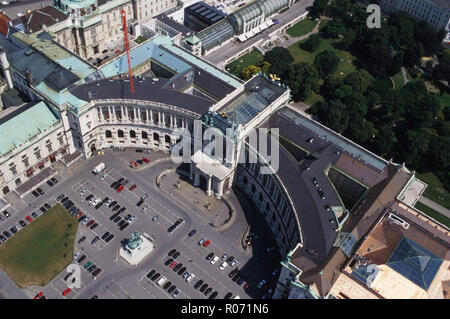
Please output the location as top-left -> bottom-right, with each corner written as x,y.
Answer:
94,198 -> 101,205
198,238 -> 206,246
82,217 -> 89,225
128,216 -> 136,223
15,224 -> 21,231
157,276 -> 167,287
152,215 -> 158,222
210,256 -> 219,265
88,198 -> 95,206
101,174 -> 107,180
186,273 -> 195,284
142,205 -> 148,213
80,189 -> 86,196
73,252 -> 81,259
106,199 -> 113,206
219,262 -> 227,270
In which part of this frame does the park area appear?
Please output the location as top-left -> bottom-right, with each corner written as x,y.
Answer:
0,204 -> 78,288
286,18 -> 318,37
225,50 -> 264,78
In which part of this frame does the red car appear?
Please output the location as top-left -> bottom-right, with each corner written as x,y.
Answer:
203,240 -> 211,247
142,157 -> 150,163
129,161 -> 138,168
86,220 -> 95,227
117,185 -> 124,193
76,211 -> 83,219
62,288 -> 71,296
244,282 -> 251,290
170,261 -> 178,269
26,215 -> 33,223
129,184 -> 137,191
33,292 -> 43,299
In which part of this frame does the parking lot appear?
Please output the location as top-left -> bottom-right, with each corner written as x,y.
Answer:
0,148 -> 280,299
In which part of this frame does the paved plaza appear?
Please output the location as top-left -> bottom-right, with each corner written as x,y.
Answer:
0,148 -> 281,299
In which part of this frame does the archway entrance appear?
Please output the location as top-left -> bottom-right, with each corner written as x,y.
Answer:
90,143 -> 97,154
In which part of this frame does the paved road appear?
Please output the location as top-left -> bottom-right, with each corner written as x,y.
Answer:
418,196 -> 450,219
204,0 -> 314,67
0,269 -> 27,299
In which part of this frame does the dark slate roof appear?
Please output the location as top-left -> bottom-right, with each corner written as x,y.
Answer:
70,77 -> 213,115
186,1 -> 226,24
19,6 -> 68,34
259,110 -> 344,265
192,67 -> 236,100
154,13 -> 193,36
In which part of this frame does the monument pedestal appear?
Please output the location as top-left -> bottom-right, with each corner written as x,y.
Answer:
119,232 -> 154,266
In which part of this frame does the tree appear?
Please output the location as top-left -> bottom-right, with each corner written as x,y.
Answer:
399,130 -> 431,170
317,99 -> 350,133
390,52 -> 403,76
372,128 -> 396,156
344,70 -> 374,94
314,50 -> 340,78
403,43 -> 424,68
264,47 -> 294,78
432,63 -> 450,82
309,0 -> 327,19
285,63 -> 320,101
241,65 -> 261,80
428,136 -> 450,171
321,18 -> 345,38
302,34 -> 321,52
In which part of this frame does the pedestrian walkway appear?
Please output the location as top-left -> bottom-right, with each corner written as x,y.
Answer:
279,17 -> 324,49
418,196 -> 450,219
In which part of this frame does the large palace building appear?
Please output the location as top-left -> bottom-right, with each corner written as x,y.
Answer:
0,24 -> 448,298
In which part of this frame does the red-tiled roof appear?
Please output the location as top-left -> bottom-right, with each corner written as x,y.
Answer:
0,12 -> 11,36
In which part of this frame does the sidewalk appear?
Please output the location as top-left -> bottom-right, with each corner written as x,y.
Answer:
418,196 -> 450,219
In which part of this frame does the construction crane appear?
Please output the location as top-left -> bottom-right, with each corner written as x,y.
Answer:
121,9 -> 134,94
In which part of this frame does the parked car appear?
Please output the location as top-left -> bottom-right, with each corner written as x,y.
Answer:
203,240 -> 211,247
90,223 -> 98,230
78,236 -> 86,244
37,188 -> 44,195
188,229 -> 197,237
62,288 -> 71,296
219,262 -> 227,270
32,190 -> 40,197
25,215 -> 33,223
206,253 -> 214,261
211,256 -> 219,264
46,180 -> 54,187
129,184 -> 137,191
91,236 -> 100,245
31,212 -> 38,219
257,279 -> 267,289
92,268 -> 102,277
3,210 -> 10,218
152,215 -> 158,222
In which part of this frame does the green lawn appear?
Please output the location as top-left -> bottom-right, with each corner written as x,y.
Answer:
416,172 -> 450,210
391,72 -> 405,89
225,50 -> 264,78
134,36 -> 147,44
287,37 -> 356,77
414,201 -> 450,228
0,204 -> 78,288
286,18 -> 318,37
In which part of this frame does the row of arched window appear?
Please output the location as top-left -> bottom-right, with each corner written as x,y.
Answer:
104,130 -> 171,143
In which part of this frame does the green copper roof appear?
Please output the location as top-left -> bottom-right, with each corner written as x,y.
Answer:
0,101 -> 60,155
185,34 -> 201,45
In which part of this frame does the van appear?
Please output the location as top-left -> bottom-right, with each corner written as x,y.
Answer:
157,276 -> 167,287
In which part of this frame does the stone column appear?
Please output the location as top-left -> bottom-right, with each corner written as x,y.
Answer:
206,175 -> 212,196
193,169 -> 200,187
215,179 -> 224,199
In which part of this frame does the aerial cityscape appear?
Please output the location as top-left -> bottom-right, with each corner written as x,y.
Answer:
0,0 -> 448,304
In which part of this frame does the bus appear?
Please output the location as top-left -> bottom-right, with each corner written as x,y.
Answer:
92,162 -> 105,175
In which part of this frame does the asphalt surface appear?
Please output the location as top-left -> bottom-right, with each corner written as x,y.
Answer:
0,148 -> 281,299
